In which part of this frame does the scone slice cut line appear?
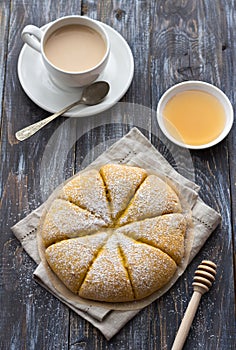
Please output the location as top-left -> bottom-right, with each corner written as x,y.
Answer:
118,174 -> 182,225
79,235 -> 135,302
41,198 -> 108,248
118,234 -> 177,300
45,232 -> 109,294
99,164 -> 148,221
116,213 -> 186,265
59,169 -> 112,225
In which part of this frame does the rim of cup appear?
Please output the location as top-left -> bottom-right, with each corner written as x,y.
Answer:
156,81 -> 234,149
42,15 -> 110,75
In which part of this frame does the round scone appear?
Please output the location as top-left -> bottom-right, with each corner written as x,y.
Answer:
40,163 -> 191,303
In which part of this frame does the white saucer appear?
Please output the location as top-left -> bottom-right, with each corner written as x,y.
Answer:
17,22 -> 134,117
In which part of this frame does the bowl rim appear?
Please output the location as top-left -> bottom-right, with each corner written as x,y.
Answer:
156,80 -> 234,149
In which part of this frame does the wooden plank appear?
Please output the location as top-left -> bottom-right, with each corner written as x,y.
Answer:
150,1 -> 235,349
0,1 -> 10,122
0,1 -> 82,349
221,1 -> 236,327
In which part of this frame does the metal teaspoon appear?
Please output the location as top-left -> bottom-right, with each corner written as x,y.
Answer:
15,81 -> 110,141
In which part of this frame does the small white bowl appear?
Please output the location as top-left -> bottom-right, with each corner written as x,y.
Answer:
156,81 -> 234,149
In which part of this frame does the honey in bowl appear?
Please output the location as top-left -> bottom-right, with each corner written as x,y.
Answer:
162,90 -> 226,146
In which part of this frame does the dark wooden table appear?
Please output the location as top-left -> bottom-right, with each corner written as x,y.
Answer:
1,1 -> 235,349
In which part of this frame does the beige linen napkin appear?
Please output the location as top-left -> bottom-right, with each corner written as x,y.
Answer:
11,127 -> 221,340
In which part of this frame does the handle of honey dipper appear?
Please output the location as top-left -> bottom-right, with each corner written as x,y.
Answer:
171,291 -> 202,350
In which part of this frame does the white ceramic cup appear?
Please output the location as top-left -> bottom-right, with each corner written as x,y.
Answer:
156,81 -> 234,149
21,16 -> 110,87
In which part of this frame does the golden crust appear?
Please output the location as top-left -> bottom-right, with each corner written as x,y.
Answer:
59,169 -> 112,225
45,232 -> 108,293
118,234 -> 177,300
79,235 -> 134,302
100,163 -> 147,220
118,175 -> 182,225
116,214 -> 186,265
40,164 -> 189,303
42,199 -> 107,247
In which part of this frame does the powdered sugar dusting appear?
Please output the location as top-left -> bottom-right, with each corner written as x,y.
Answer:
118,233 -> 177,300
100,164 -> 147,220
45,232 -> 108,293
42,199 -> 107,247
41,164 -> 190,302
59,169 -> 112,225
79,234 -> 134,302
118,175 -> 182,225
116,214 -> 186,264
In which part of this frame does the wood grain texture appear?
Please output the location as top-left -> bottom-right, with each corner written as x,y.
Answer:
0,1 -> 10,123
0,1 -> 235,349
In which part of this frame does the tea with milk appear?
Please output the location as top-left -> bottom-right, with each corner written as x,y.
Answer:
44,24 -> 106,72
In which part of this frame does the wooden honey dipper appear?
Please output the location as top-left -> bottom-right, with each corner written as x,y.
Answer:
171,260 -> 217,350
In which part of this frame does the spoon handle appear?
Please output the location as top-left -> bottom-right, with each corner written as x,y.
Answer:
15,99 -> 82,141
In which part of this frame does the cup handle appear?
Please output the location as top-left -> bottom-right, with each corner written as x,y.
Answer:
21,25 -> 43,52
